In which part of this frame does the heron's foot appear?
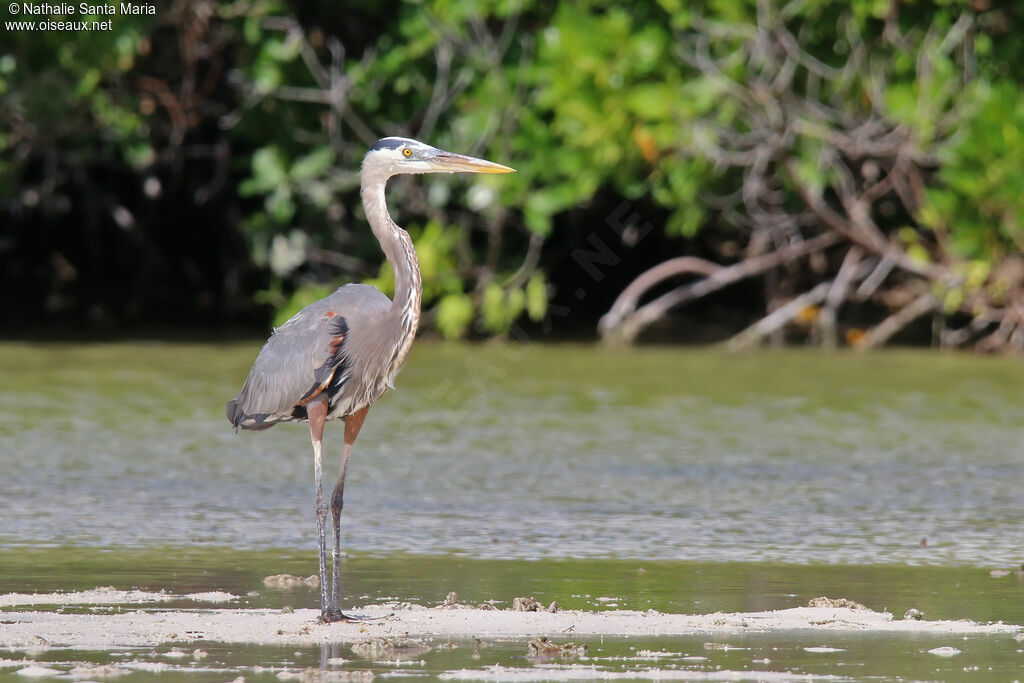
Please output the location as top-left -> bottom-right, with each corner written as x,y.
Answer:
318,608 -> 359,624
318,608 -> 392,624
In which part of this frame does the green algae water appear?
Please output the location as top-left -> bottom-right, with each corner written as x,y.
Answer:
1,342 -> 1023,680
1,342 -> 1021,565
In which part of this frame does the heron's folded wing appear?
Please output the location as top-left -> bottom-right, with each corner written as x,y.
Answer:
227,284 -> 392,427
231,305 -> 345,423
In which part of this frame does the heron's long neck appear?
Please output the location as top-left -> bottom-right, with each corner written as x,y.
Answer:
361,172 -> 422,370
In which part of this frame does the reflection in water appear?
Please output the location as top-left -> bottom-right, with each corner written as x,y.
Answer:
0,342 -> 1022,566
0,626 -> 1023,680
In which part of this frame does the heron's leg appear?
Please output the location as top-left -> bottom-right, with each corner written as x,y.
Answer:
307,398 -> 330,621
329,406 -> 369,612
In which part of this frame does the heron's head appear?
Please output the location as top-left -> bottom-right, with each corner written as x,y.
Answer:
363,137 -> 515,177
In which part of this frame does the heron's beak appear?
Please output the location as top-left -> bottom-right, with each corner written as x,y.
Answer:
429,152 -> 516,174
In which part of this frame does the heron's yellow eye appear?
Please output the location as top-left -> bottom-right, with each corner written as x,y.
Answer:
402,148 -> 412,157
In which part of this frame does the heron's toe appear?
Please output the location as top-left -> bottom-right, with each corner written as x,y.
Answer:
318,608 -> 358,624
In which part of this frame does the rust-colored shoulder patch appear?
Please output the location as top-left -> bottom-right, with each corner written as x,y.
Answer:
325,316 -> 348,354
297,315 -> 349,407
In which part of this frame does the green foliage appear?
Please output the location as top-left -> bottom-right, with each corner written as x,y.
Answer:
4,0 -> 1023,339
921,81 -> 1024,258
525,274 -> 548,322
436,294 -> 475,339
221,0 -> 1024,337
480,283 -> 525,335
0,2 -> 154,195
239,146 -> 337,226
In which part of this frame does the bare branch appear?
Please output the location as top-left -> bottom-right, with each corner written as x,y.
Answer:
858,292 -> 939,349
600,232 -> 841,343
853,255 -> 895,301
502,232 -> 546,290
818,246 -> 864,347
726,281 -> 832,351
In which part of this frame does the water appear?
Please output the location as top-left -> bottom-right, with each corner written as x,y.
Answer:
7,632 -> 1024,681
1,342 -> 1022,565
1,342 -> 1023,680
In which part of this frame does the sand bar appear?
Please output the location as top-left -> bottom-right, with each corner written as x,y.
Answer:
0,590 -> 1019,649
0,587 -> 239,608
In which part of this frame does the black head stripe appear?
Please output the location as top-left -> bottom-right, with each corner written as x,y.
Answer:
371,138 -> 406,151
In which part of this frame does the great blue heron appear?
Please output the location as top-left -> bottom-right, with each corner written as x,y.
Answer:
226,137 -> 514,622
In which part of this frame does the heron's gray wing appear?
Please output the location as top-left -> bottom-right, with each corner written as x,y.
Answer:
226,284 -> 390,429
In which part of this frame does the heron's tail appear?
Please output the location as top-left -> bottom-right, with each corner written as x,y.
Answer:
226,395 -> 276,431
226,396 -> 244,430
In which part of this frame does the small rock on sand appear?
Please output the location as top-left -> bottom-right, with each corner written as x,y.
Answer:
439,592 -> 468,609
806,597 -> 869,611
526,636 -> 588,659
511,596 -> 542,611
264,574 -> 319,590
511,596 -> 560,612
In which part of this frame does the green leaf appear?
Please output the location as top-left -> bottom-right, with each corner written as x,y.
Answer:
243,15 -> 262,44
507,287 -> 525,320
264,36 -> 301,62
266,186 -> 295,224
523,206 -> 553,236
481,283 -> 519,334
907,244 -> 932,266
942,287 -> 964,314
291,147 -> 334,181
436,294 -> 474,340
241,147 -> 288,196
123,143 -> 154,169
526,273 -> 548,322
252,60 -> 283,91
76,68 -> 101,96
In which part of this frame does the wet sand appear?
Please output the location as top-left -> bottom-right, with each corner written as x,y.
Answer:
1,589 -> 1019,650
